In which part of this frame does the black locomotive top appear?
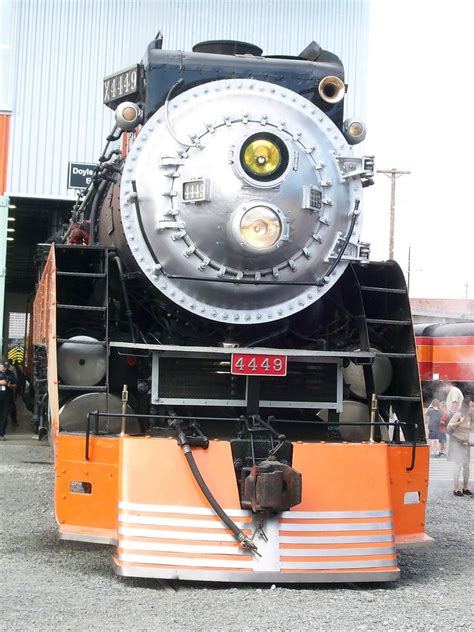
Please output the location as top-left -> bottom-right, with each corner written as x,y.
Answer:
106,38 -> 346,128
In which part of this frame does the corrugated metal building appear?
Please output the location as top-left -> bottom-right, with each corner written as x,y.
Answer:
0,0 -> 370,352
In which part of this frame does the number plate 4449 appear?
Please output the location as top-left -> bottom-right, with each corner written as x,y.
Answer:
231,353 -> 287,377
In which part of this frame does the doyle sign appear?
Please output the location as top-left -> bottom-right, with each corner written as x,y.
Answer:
68,162 -> 97,190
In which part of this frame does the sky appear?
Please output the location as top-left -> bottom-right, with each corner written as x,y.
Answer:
363,0 -> 474,299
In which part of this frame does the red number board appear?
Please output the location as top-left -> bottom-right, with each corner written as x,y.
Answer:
231,353 -> 287,377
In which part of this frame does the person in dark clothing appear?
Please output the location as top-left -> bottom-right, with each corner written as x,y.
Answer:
3,361 -> 17,427
0,362 -> 12,440
14,362 -> 26,398
425,399 -> 442,457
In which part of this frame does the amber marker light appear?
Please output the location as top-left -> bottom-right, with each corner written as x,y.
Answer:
240,206 -> 282,249
343,118 -> 367,144
115,101 -> 142,131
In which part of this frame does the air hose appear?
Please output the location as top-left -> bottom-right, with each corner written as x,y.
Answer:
169,419 -> 259,555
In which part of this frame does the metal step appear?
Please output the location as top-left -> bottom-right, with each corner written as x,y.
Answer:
58,385 -> 107,392
366,318 -> 411,326
360,286 -> 406,294
56,271 -> 106,278
57,304 -> 106,311
375,352 -> 416,359
377,395 -> 421,402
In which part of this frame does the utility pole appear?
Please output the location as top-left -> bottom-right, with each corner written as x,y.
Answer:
465,281 -> 469,299
377,168 -> 410,260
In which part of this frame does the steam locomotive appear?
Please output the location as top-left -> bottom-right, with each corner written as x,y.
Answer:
32,36 -> 430,583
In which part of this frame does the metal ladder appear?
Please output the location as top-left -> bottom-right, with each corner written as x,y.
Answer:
352,261 -> 423,442
54,245 -> 110,397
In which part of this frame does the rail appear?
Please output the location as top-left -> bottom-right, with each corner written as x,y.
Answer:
85,411 -> 420,471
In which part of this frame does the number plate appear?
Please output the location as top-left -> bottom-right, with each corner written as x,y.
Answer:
103,64 -> 140,106
231,353 -> 287,376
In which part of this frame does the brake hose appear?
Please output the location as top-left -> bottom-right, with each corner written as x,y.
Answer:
169,419 -> 259,555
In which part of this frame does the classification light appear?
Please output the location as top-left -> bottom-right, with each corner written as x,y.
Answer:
115,101 -> 142,131
343,118 -> 367,145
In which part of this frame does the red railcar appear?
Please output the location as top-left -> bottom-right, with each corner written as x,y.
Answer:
415,322 -> 474,402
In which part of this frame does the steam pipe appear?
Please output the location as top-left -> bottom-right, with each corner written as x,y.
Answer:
110,253 -> 136,344
88,179 -> 110,245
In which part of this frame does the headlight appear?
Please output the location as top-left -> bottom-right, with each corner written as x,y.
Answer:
240,206 -> 282,249
240,133 -> 289,181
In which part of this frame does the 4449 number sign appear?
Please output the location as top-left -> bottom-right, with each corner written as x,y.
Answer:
231,353 -> 287,377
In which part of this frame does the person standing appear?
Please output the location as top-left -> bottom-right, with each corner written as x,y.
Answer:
445,382 -> 464,413
425,399 -> 442,457
4,360 -> 17,427
447,408 -> 472,497
0,362 -> 11,440
438,401 -> 448,456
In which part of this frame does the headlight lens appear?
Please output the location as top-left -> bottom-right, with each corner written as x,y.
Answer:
243,139 -> 281,176
240,206 -> 282,249
240,133 -> 289,181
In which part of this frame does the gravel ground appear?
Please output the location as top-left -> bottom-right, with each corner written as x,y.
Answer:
1,416 -> 473,631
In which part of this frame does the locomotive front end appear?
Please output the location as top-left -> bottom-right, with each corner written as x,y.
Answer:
32,37 -> 430,586
120,78 -> 373,323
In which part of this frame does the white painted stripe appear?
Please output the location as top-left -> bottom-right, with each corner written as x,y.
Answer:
118,527 -> 237,542
280,558 -> 397,570
118,502 -> 392,520
280,510 -> 393,519
117,552 -> 254,569
118,502 -> 250,518
280,534 -> 394,544
280,546 -> 396,557
118,514 -> 250,529
279,522 -> 394,532
119,540 -> 246,556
